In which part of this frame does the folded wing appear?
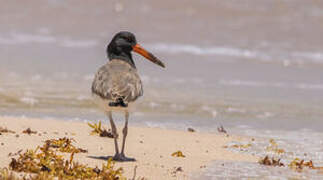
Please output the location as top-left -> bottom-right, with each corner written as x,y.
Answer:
91,60 -> 143,105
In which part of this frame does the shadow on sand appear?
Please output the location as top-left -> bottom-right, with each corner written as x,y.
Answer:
87,155 -> 136,162
87,155 -> 114,161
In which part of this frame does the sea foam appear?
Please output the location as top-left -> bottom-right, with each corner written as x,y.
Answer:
0,32 -> 98,48
146,43 -> 323,65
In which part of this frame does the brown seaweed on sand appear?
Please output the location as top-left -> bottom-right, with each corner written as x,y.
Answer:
88,121 -> 114,138
265,139 -> 285,154
1,137 -> 124,180
99,129 -> 114,138
223,142 -> 252,149
0,168 -> 17,180
259,156 -> 323,174
171,151 -> 185,158
22,128 -> 37,135
217,125 -> 227,134
0,127 -> 15,134
8,150 -> 23,157
45,137 -> 87,153
288,158 -> 323,172
187,128 -> 195,132
259,156 -> 284,167
170,167 -> 184,177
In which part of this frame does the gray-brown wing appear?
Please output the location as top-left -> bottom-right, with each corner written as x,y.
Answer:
91,60 -> 143,103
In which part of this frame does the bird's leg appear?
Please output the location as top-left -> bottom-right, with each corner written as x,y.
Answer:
120,111 -> 128,155
107,111 -> 120,157
119,111 -> 135,161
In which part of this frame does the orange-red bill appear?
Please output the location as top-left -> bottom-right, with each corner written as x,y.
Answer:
132,44 -> 165,68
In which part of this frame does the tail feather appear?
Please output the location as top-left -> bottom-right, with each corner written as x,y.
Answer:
108,98 -> 128,107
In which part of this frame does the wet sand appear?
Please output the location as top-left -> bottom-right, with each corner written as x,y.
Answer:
0,116 -> 257,179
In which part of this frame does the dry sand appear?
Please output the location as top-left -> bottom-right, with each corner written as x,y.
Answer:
0,116 -> 257,179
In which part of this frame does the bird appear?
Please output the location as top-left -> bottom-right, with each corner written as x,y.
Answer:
91,31 -> 165,161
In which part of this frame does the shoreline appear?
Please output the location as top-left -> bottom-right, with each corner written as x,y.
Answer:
0,116 -> 257,179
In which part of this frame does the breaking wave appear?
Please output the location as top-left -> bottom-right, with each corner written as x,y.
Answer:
0,32 -> 98,48
146,43 -> 323,65
219,79 -> 323,90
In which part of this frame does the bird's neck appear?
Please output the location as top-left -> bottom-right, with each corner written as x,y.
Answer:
108,52 -> 136,68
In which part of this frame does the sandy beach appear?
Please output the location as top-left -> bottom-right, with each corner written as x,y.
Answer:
1,0 -> 323,179
0,116 -> 257,179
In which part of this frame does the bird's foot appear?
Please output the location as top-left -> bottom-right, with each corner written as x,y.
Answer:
113,153 -> 136,162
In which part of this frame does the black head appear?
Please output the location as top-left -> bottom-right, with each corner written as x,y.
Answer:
107,31 -> 137,67
107,31 -> 165,68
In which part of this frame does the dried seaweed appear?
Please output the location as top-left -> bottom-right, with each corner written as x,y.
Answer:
22,128 -> 37,135
0,168 -> 19,180
187,128 -> 195,132
289,158 -> 312,171
259,156 -> 323,174
0,127 -> 15,134
170,167 -> 184,177
223,143 -> 252,149
175,167 -> 183,172
217,125 -> 227,134
265,139 -> 285,154
44,137 -> 87,153
171,151 -> 185,158
259,156 -> 284,167
88,121 -> 114,138
2,137 -> 125,180
288,158 -> 323,172
99,129 -> 114,138
8,150 -> 23,157
88,121 -> 102,135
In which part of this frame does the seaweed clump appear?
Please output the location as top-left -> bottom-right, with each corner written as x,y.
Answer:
171,151 -> 185,158
0,168 -> 17,180
88,121 -> 114,138
45,137 -> 87,153
1,137 -> 125,180
0,127 -> 15,134
259,156 -> 323,173
259,155 -> 284,167
259,139 -> 323,174
288,158 -> 323,172
265,139 -> 285,154
217,125 -> 227,134
223,143 -> 252,149
22,128 -> 37,135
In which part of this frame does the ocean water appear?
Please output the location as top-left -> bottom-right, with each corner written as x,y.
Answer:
1,0 -> 323,179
